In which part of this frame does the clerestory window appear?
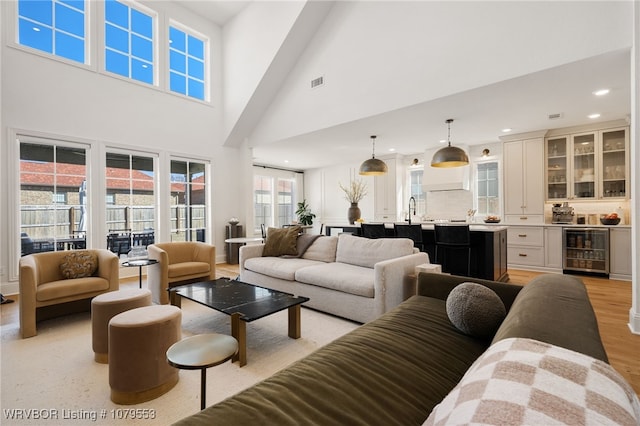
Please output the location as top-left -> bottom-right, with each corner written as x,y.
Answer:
104,0 -> 155,85
17,0 -> 87,64
168,24 -> 207,101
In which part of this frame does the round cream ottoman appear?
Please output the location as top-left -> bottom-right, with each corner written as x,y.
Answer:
109,305 -> 182,404
91,289 -> 152,363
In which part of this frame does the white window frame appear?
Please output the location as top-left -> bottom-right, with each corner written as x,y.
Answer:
474,158 -> 502,218
102,0 -> 159,86
8,0 -> 94,71
167,20 -> 210,102
8,129 -> 95,282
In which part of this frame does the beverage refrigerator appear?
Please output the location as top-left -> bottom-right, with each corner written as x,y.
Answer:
562,227 -> 609,277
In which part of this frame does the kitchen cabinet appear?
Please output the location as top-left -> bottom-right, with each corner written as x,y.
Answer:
507,226 -> 544,267
544,226 -> 563,269
545,126 -> 628,201
599,127 -> 629,199
374,156 -> 403,222
504,138 -> 544,224
610,227 -> 631,279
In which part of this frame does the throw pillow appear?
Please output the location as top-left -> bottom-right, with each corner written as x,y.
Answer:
59,251 -> 99,279
424,338 -> 640,426
446,282 -> 506,339
281,234 -> 322,258
262,226 -> 301,257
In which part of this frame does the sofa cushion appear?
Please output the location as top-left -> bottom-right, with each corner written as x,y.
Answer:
59,251 -> 98,279
36,277 -> 110,301
167,261 -> 210,279
263,226 -> 301,257
335,234 -> 414,268
244,257 -> 325,281
425,337 -> 640,426
295,262 -> 375,297
302,236 -> 338,262
492,274 -> 608,362
446,282 -> 506,340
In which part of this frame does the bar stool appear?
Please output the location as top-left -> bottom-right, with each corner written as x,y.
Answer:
434,224 -> 471,276
394,224 -> 424,251
167,334 -> 238,410
361,223 -> 387,238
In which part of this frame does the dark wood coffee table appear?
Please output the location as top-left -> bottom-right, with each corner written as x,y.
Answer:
169,278 -> 310,367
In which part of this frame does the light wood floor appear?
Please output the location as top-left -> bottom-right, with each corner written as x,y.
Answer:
2,266 -> 638,396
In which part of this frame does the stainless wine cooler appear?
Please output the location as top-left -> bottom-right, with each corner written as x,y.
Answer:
563,228 -> 609,277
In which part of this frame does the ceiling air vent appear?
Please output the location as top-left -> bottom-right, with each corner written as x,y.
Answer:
548,112 -> 564,120
311,76 -> 324,88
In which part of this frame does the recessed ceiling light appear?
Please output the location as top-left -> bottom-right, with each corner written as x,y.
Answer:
439,139 -> 447,144
388,148 -> 396,152
502,128 -> 512,133
593,89 -> 610,96
588,113 -> 601,119
284,160 -> 289,163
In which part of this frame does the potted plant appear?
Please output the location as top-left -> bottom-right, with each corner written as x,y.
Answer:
295,199 -> 316,225
339,180 -> 368,224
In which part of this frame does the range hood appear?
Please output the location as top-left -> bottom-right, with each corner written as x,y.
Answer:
422,147 -> 470,191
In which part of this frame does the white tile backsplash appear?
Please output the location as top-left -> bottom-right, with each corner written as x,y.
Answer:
426,190 -> 474,220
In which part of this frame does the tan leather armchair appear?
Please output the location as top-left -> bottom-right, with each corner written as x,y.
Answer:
19,249 -> 119,338
147,242 -> 216,304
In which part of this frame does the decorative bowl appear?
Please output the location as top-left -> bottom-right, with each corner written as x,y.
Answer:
484,217 -> 501,224
600,218 -> 620,225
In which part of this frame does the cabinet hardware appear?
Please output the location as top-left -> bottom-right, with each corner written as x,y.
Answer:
518,253 -> 528,257
520,217 -> 528,220
518,234 -> 527,237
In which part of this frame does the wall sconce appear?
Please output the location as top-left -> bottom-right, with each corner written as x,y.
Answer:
482,149 -> 490,158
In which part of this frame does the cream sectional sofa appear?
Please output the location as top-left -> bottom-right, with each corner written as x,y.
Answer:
239,233 -> 430,323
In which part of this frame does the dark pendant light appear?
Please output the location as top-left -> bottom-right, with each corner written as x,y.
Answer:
359,135 -> 388,175
431,119 -> 469,168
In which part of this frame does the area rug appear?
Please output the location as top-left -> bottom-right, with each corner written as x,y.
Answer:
0,296 -> 358,425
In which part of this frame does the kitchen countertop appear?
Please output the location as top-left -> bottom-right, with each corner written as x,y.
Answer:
325,223 -> 509,232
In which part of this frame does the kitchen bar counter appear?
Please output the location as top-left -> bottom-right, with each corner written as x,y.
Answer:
325,223 -> 508,282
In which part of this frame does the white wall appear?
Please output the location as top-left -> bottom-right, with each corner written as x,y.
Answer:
249,1 -> 633,145
0,1 -> 243,293
629,0 -> 639,334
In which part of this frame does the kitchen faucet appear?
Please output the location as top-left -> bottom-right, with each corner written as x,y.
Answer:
408,197 -> 416,225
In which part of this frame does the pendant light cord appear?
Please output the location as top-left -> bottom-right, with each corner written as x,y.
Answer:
370,135 -> 377,159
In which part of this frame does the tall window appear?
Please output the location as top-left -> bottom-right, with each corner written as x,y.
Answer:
253,175 -> 297,233
104,0 -> 155,84
105,151 -> 155,231
19,139 -> 88,255
254,176 -> 272,234
168,24 -> 206,100
476,162 -> 500,216
170,160 -> 207,242
408,167 -> 426,216
17,0 -> 87,64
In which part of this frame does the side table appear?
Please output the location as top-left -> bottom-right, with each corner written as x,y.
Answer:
166,333 -> 238,410
121,259 -> 158,289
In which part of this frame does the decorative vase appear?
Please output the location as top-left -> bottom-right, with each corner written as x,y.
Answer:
347,203 -> 361,224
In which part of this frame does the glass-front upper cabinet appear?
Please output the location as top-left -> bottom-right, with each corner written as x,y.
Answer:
545,125 -> 629,201
572,132 -> 596,199
546,136 -> 568,200
600,128 -> 628,199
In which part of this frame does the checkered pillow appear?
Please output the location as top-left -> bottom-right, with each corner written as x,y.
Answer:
425,338 -> 640,425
